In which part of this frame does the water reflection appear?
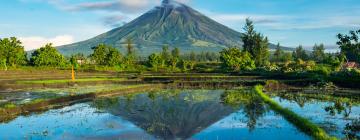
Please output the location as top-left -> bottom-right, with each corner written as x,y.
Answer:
221,89 -> 268,131
93,90 -> 234,139
274,92 -> 360,139
0,89 -> 310,139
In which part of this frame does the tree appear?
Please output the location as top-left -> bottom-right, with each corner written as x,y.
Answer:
337,29 -> 360,62
90,44 -> 108,65
242,19 -> 256,55
169,57 -> 179,70
161,45 -> 171,60
169,48 -> 180,70
220,47 -> 255,71
123,38 -> 136,68
241,18 -> 269,66
106,47 -> 122,66
148,53 -> 163,71
0,37 -> 27,68
125,38 -> 134,56
30,43 -> 66,66
273,43 -> 284,62
292,45 -> 308,61
189,51 -> 196,61
281,52 -> 293,62
90,44 -> 122,66
171,47 -> 180,58
311,44 -> 326,62
253,34 -> 269,66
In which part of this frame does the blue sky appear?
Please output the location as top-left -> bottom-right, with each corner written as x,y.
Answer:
1,0 -> 359,50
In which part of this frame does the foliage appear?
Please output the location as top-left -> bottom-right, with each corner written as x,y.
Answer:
324,99 -> 351,117
241,18 -> 270,66
148,53 -> 164,71
181,51 -> 219,62
337,29 -> 360,62
293,45 -> 309,61
30,43 -> 67,67
220,47 -> 255,71
264,80 -> 282,91
147,47 -> 183,72
312,65 -> 332,76
125,38 -> 135,56
106,47 -> 122,66
171,47 -> 180,58
254,85 -> 336,140
0,37 -> 27,68
69,53 -> 86,68
273,43 -> 284,62
2,103 -> 17,109
221,89 -> 266,131
161,45 -> 171,62
122,38 -> 137,69
282,59 -> 316,72
311,44 -> 326,62
323,54 -> 343,71
90,44 -> 122,66
343,118 -> 360,140
90,44 -> 108,65
281,52 -> 293,62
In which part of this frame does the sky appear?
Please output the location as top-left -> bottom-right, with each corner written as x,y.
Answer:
0,0 -> 359,51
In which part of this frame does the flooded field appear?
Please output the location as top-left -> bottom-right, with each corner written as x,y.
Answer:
273,93 -> 360,139
0,86 -> 359,140
0,89 -> 315,139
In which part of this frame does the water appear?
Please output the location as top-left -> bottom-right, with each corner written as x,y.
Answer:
0,90 -> 311,139
273,94 -> 360,139
0,84 -> 130,105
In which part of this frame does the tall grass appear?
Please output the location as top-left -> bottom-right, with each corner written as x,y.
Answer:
254,85 -> 336,140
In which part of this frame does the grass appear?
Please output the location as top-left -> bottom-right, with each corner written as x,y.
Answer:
17,78 -> 126,84
27,99 -> 46,105
3,103 -> 17,109
254,85 -> 337,140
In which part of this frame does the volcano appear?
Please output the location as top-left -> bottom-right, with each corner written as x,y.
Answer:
58,0 -> 289,56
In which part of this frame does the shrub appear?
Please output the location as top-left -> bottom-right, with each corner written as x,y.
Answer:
313,65 -> 331,76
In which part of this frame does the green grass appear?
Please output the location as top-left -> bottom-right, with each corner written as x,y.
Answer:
2,103 -> 17,109
27,99 -> 46,105
254,85 -> 336,140
17,78 -> 126,84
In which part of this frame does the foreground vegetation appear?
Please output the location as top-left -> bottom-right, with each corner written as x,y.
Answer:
254,85 -> 336,140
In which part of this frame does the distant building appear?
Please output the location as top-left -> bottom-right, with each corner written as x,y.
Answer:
342,62 -> 359,69
76,59 -> 86,65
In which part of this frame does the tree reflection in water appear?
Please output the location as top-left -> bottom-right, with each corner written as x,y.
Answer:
221,89 -> 268,131
92,89 -> 271,139
276,93 -> 356,118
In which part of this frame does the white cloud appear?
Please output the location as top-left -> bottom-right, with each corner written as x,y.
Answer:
211,14 -> 285,24
19,35 -> 74,51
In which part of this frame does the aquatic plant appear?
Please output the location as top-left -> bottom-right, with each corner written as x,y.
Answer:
254,85 -> 336,140
325,100 -> 352,118
343,118 -> 360,140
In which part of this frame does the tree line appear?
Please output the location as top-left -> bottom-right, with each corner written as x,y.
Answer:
0,19 -> 359,72
219,18 -> 359,72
